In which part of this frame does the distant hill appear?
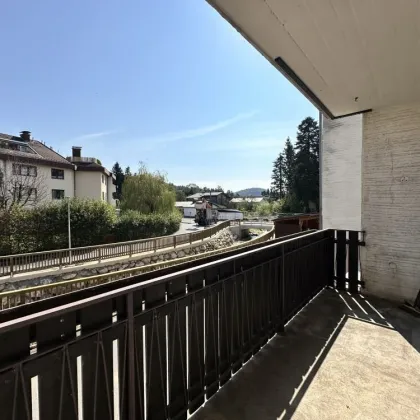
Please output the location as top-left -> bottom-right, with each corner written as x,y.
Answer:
235,188 -> 264,197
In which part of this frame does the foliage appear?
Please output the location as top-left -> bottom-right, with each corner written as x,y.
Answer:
293,117 -> 319,211
0,199 -> 117,254
121,164 -> 176,214
283,137 -> 295,193
256,201 -> 272,216
113,210 -> 182,241
268,117 -> 319,213
271,153 -> 285,199
112,162 -> 125,201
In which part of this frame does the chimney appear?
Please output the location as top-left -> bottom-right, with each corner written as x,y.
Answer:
20,131 -> 31,142
72,146 -> 82,158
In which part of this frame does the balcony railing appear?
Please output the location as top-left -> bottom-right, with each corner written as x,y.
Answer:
0,221 -> 230,277
0,229 -> 363,420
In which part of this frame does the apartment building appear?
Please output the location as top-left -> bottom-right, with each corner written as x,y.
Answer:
0,131 -> 116,207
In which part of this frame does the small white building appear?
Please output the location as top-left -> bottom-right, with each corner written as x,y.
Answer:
217,209 -> 243,221
175,201 -> 196,218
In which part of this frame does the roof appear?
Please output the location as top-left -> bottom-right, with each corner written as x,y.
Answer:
186,191 -> 225,200
175,201 -> 195,208
186,193 -> 204,200
207,1 -> 419,118
73,160 -> 112,177
0,133 -> 74,169
217,208 -> 243,213
231,197 -> 265,203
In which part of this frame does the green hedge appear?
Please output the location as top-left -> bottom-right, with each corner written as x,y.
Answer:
113,210 -> 182,241
0,201 -> 182,255
0,199 -> 117,255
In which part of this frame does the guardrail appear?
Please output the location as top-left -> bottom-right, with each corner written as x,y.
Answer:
0,229 -> 334,420
0,220 -> 230,277
0,226 -> 275,310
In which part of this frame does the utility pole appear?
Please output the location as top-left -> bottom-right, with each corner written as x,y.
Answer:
66,197 -> 72,264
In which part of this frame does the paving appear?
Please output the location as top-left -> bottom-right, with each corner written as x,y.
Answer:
191,289 -> 420,420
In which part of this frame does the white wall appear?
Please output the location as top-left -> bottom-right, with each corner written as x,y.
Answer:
184,207 -> 196,217
321,114 -> 363,231
38,165 -> 75,201
107,176 -> 116,206
75,171 -> 102,200
0,160 -> 75,204
362,104 -> 420,302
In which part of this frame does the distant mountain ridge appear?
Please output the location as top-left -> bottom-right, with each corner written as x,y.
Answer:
235,187 -> 264,197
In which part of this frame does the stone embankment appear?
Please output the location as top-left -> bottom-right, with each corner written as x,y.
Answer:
0,229 -> 235,292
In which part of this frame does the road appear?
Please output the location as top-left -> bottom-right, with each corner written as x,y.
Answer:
172,218 -> 218,236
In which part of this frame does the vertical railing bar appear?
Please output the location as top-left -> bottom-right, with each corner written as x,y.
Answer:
127,292 -> 136,420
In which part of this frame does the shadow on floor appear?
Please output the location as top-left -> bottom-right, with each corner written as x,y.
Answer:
191,288 -> 420,420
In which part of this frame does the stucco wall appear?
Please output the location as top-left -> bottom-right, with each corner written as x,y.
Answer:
38,165 -> 75,200
362,104 -> 420,302
75,171 -> 102,200
0,160 -> 75,203
107,176 -> 116,206
321,114 -> 362,231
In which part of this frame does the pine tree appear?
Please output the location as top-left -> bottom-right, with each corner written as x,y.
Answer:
125,166 -> 132,177
112,162 -> 125,200
293,117 -> 319,211
271,153 -> 285,199
283,137 -> 295,193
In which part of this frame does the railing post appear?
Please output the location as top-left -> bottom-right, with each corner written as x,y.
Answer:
189,233 -> 192,245
154,239 -> 157,253
278,244 -> 285,333
9,256 -> 13,277
173,236 -> 176,248
98,247 -> 102,263
126,292 -> 136,420
59,253 -> 63,269
129,243 -> 133,257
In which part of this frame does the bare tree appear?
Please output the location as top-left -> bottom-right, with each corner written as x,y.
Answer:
0,156 -> 48,210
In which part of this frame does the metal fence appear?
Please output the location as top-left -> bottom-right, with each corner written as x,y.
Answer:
0,227 -> 275,311
0,229 -> 363,420
0,221 -> 230,277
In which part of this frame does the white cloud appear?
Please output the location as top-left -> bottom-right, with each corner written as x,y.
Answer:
72,131 -> 115,141
141,111 -> 258,144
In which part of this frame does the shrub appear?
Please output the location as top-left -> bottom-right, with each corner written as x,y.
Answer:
0,199 -> 117,254
114,210 -> 182,241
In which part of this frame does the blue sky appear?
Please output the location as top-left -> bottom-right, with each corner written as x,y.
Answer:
1,0 -> 317,191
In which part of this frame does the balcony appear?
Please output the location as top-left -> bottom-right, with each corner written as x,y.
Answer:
0,230 -> 418,420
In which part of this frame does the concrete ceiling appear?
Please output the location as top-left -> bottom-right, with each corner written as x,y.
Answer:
207,0 -> 420,118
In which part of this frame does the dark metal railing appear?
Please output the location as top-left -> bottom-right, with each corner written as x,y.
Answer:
0,229 -> 363,420
0,221 -> 230,277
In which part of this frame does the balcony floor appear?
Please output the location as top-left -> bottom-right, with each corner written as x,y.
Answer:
192,288 -> 420,420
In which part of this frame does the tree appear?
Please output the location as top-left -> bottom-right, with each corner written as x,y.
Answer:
271,153 -> 285,199
0,157 -> 47,211
112,162 -> 125,201
293,117 -> 319,211
283,137 -> 295,193
125,166 -> 132,177
121,163 -> 176,214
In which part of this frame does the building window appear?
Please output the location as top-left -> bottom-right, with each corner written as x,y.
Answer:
102,191 -> 105,201
51,168 -> 64,179
52,189 -> 65,200
13,164 -> 37,177
102,174 -> 106,184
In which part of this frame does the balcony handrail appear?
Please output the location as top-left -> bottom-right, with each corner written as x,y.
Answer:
0,220 -> 230,277
0,229 -> 364,420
